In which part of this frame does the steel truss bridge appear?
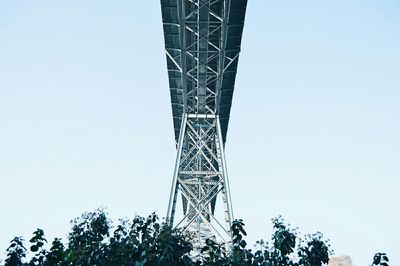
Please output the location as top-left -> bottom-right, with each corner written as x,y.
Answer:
160,0 -> 248,247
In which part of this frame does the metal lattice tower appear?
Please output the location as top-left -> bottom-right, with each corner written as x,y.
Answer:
160,0 -> 247,246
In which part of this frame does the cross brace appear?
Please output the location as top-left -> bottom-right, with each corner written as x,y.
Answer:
167,114 -> 233,246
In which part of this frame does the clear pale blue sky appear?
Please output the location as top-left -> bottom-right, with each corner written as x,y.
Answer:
0,0 -> 399,265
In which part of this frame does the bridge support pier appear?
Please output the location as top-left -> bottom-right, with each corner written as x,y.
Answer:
167,113 -> 233,246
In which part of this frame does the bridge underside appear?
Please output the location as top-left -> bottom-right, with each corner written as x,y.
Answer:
161,0 -> 247,246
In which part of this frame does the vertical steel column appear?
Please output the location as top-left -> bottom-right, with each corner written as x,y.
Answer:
216,117 -> 234,231
167,113 -> 188,225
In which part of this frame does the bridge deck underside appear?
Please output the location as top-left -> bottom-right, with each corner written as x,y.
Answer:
161,0 -> 247,144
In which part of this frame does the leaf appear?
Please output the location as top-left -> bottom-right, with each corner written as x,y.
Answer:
30,245 -> 39,252
373,253 -> 381,264
239,226 -> 247,236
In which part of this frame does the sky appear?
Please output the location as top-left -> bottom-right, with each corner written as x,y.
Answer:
0,0 -> 399,265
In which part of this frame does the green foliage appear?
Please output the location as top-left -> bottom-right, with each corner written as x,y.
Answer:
200,217 -> 332,266
59,209 -> 192,265
29,229 -> 47,266
2,210 -> 387,266
272,217 -> 296,257
372,252 -> 389,266
247,217 -> 331,266
44,238 -> 65,266
229,219 -> 253,265
64,209 -> 111,265
201,238 -> 228,265
5,237 -> 27,266
270,216 -> 297,265
297,232 -> 330,266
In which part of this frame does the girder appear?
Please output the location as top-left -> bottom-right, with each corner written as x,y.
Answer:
161,0 -> 247,248
161,0 -> 247,143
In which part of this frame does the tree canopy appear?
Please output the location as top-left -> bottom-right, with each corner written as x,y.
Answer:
2,209 -> 388,266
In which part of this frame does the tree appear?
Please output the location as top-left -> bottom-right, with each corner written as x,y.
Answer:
200,216 -> 332,266
5,237 -> 27,266
297,232 -> 330,266
44,238 -> 65,266
28,229 -> 47,266
2,209 -> 387,265
372,253 -> 389,266
62,209 -> 192,265
64,209 -> 110,265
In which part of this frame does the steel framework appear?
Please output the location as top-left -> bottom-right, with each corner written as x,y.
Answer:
160,0 -> 247,246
